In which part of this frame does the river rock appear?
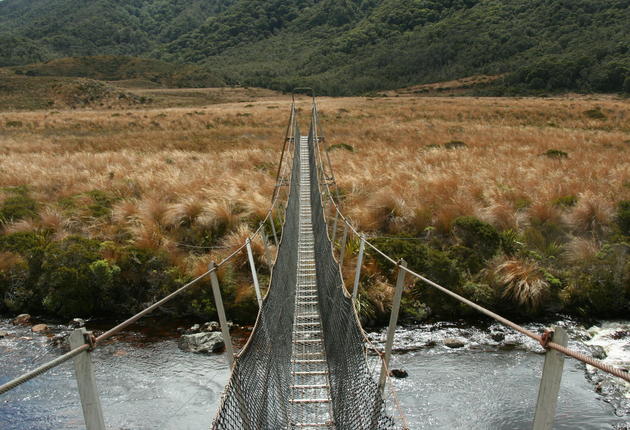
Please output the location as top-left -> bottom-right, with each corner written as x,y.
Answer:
68,318 -> 85,329
0,330 -> 8,338
32,324 -> 49,333
203,321 -> 220,332
13,314 -> 31,325
390,369 -> 408,378
444,338 -> 465,349
178,332 -> 224,353
50,333 -> 68,347
589,345 -> 607,360
491,332 -> 505,342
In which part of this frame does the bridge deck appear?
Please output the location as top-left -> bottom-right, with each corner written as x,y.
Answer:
289,135 -> 334,429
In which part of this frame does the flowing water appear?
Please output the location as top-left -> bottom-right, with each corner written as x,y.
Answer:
1,317 -> 628,429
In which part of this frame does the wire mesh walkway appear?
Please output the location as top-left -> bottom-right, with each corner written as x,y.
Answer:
289,135 -> 334,428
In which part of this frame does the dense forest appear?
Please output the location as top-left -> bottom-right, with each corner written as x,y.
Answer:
1,0 -> 629,94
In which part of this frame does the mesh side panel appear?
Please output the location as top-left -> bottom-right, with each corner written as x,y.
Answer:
212,126 -> 301,430
307,125 -> 397,430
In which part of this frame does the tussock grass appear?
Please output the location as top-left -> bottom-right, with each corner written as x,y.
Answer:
1,94 -> 628,320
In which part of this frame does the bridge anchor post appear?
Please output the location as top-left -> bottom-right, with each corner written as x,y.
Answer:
68,328 -> 106,430
210,262 -> 235,367
246,238 -> 263,308
269,214 -> 279,247
338,223 -> 349,268
532,326 -> 568,430
352,237 -> 365,302
378,259 -> 407,395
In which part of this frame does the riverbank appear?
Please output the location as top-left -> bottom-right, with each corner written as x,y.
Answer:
1,316 -> 628,428
1,95 -> 629,325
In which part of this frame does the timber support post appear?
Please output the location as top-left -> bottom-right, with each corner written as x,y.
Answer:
378,259 -> 407,394
209,262 -> 235,367
532,326 -> 568,430
270,214 -> 279,247
352,237 -> 365,302
68,328 -> 106,430
338,223 -> 349,268
246,238 -> 263,308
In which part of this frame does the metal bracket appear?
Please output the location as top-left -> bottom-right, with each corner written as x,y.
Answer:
539,329 -> 554,349
83,331 -> 97,351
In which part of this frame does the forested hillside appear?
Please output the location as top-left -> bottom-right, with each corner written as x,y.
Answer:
1,0 -> 629,95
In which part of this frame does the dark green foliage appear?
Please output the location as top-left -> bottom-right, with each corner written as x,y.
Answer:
583,108 -> 607,119
452,216 -> 500,260
371,236 -> 462,316
1,0 -> 629,94
553,195 -> 578,207
85,190 -> 117,217
444,140 -> 467,149
327,143 -> 354,152
0,187 -> 38,222
38,236 -> 106,315
542,149 -> 568,159
562,244 -> 630,316
617,200 -> 630,236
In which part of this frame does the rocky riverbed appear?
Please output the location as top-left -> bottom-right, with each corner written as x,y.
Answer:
1,315 -> 628,429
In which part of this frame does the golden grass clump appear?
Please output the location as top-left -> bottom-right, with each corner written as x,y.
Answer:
564,237 -> 600,264
565,191 -> 614,235
494,258 -> 549,311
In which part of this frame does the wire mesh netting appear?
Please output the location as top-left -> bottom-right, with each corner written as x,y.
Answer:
307,123 -> 396,430
212,107 -> 395,429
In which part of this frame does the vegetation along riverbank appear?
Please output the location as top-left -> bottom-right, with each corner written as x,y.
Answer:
0,92 -> 628,325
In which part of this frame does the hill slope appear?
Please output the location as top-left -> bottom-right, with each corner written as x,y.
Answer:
1,0 -> 629,94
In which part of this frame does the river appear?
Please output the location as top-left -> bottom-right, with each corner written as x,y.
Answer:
1,317 -> 628,429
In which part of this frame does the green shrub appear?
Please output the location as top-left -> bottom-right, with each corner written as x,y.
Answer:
542,149 -> 568,159
584,108 -> 606,120
553,195 -> 578,207
444,140 -> 467,149
371,237 -> 461,317
561,244 -> 629,316
0,252 -> 30,313
0,189 -> 38,222
452,216 -> 501,260
38,236 -> 105,316
327,143 -> 354,152
617,200 -> 630,236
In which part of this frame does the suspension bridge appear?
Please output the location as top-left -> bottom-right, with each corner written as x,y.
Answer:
1,95 -> 629,430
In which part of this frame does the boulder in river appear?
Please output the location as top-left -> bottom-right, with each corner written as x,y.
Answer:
178,332 -> 224,353
491,332 -> 505,342
13,314 -> 31,325
0,330 -> 8,338
32,324 -> 49,333
443,338 -> 465,349
390,369 -> 408,378
203,321 -> 220,332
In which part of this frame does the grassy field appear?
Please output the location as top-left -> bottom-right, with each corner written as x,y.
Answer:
0,89 -> 629,322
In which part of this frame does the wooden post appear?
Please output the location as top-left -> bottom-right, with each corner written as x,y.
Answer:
209,262 -> 235,367
532,326 -> 568,430
352,237 -> 365,302
331,211 -> 339,244
68,329 -> 106,430
246,238 -> 263,308
338,224 -> 349,269
378,259 -> 407,394
269,214 -> 279,247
